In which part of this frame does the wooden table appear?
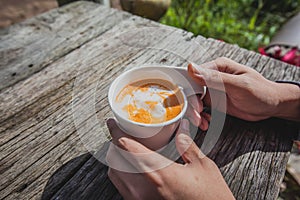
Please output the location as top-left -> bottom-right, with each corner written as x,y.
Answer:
0,1 -> 299,199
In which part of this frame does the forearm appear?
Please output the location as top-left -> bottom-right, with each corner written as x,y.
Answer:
274,83 -> 300,121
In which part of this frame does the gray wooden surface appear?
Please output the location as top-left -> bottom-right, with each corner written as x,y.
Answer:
0,1 -> 299,200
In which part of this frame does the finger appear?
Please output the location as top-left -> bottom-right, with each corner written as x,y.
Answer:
199,117 -> 209,131
175,119 -> 193,164
202,87 -> 212,107
106,118 -> 123,142
194,57 -> 249,74
185,105 -> 208,131
106,142 -> 137,172
107,118 -> 160,173
185,103 -> 201,127
107,118 -> 132,147
188,95 -> 203,113
109,168 -> 161,200
106,144 -> 168,194
188,62 -> 236,91
108,168 -> 133,200
213,57 -> 250,74
175,119 -> 206,164
201,112 -> 211,122
116,136 -> 174,173
107,118 -> 175,174
199,112 -> 211,131
192,60 -> 218,71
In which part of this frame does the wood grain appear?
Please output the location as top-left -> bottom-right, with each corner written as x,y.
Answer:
0,1 -> 130,91
0,1 -> 299,200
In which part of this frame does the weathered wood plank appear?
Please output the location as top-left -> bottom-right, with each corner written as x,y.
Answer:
0,1 -> 299,200
39,153 -> 92,200
206,117 -> 297,199
0,1 -> 131,91
42,151 -> 121,200
37,117 -> 297,200
1,14 -> 207,199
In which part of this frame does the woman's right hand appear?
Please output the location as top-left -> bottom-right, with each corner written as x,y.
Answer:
188,57 -> 300,121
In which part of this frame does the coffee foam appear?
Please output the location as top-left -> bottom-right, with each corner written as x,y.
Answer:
115,79 -> 183,124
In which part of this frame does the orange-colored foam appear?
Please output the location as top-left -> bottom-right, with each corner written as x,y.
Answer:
166,105 -> 182,121
124,104 -> 152,124
116,79 -> 183,124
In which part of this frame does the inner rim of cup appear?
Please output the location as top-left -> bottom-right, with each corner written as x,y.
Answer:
108,66 -> 188,127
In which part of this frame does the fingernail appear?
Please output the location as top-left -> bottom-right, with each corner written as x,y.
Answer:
178,133 -> 191,145
198,149 -> 206,159
188,63 -> 196,72
195,74 -> 205,79
118,137 -> 127,148
190,63 -> 198,71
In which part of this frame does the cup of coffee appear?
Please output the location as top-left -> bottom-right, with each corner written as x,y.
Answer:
108,65 -> 190,150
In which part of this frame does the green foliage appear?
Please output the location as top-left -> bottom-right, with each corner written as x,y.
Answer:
160,0 -> 300,50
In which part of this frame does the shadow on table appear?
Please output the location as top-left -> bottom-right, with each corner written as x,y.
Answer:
41,141 -> 122,200
41,115 -> 298,200
204,115 -> 298,167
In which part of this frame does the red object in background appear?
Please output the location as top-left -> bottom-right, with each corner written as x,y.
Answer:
260,13 -> 300,67
259,45 -> 300,67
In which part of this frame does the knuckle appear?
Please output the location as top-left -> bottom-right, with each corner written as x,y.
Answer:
215,57 -> 236,70
215,57 -> 228,64
155,178 -> 164,188
151,173 -> 165,187
207,70 -> 220,84
202,157 -> 218,169
239,77 -> 252,89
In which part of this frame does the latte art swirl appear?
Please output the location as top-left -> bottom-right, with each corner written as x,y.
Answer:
115,79 -> 184,124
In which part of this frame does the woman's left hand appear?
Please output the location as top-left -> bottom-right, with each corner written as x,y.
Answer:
106,118 -> 234,200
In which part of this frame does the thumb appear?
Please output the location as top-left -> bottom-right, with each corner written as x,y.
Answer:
107,118 -> 173,173
188,62 -> 236,91
176,119 -> 205,164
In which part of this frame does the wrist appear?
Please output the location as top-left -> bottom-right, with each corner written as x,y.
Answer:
273,82 -> 300,121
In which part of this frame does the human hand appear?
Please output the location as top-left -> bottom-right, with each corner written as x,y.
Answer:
186,95 -> 211,130
106,118 -> 235,200
188,57 -> 300,121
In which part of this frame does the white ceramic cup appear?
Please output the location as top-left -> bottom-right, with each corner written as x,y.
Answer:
108,65 -> 205,150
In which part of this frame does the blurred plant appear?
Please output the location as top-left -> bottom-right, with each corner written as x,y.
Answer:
160,0 -> 300,50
